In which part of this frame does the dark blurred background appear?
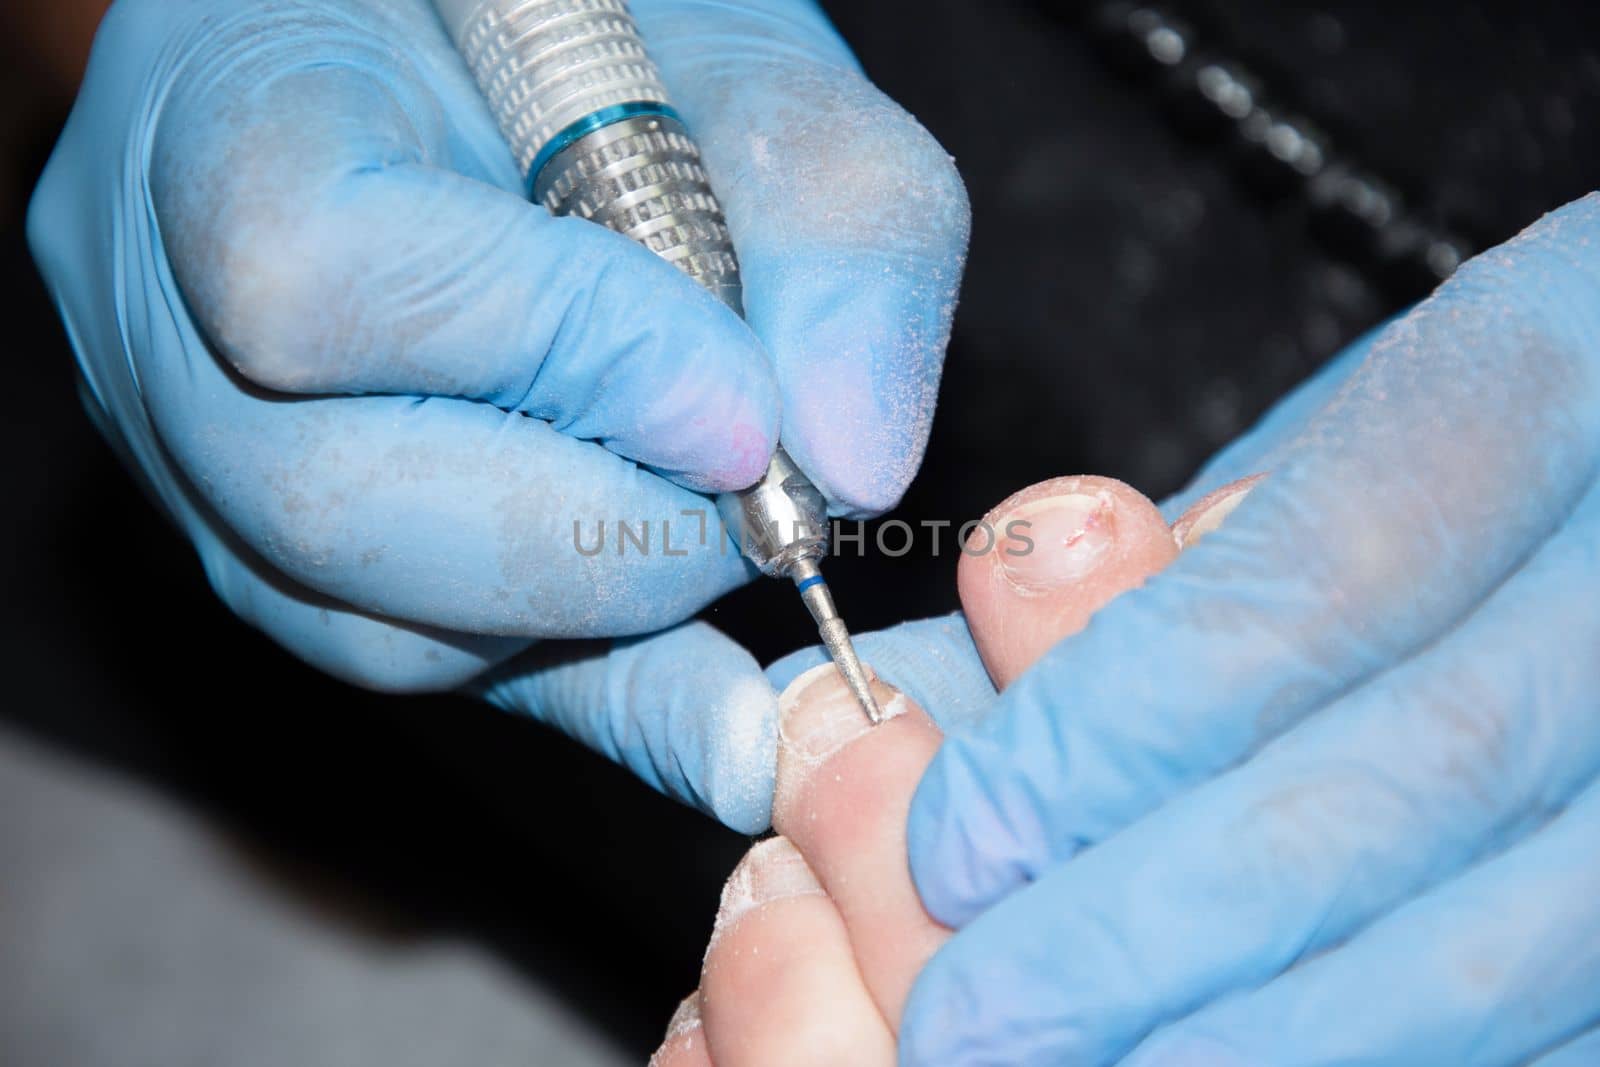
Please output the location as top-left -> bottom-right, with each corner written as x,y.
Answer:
3,1 -> 1598,1062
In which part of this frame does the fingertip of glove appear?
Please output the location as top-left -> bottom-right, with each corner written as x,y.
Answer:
574,229 -> 782,492
606,625 -> 779,832
907,736 -> 1047,928
630,331 -> 780,495
648,416 -> 776,496
897,942 -> 988,1067
696,657 -> 781,835
905,754 -> 974,927
750,260 -> 950,516
908,748 -> 992,927
781,416 -> 923,519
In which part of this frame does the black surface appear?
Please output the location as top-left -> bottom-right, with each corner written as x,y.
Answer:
5,1 -> 1599,1057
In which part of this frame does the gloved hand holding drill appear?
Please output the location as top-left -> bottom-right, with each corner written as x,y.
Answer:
28,0 -> 969,833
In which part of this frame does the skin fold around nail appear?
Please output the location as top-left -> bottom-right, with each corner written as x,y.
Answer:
959,474 -> 1179,689
699,836 -> 896,1067
648,992 -> 711,1067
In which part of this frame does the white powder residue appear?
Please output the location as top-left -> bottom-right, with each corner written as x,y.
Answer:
646,993 -> 703,1067
706,671 -> 781,834
705,838 -> 823,956
878,690 -> 909,722
664,993 -> 702,1039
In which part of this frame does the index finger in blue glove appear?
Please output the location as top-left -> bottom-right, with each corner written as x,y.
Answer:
148,369 -> 756,637
480,621 -> 779,834
908,193 -> 1600,926
636,0 -> 972,515
902,475 -> 1600,1064
146,0 -> 778,494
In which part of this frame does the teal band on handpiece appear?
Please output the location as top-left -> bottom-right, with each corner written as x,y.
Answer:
525,102 -> 683,197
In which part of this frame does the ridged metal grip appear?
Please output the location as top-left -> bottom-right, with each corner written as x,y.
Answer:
444,0 -> 673,176
438,0 -> 830,577
534,114 -> 744,314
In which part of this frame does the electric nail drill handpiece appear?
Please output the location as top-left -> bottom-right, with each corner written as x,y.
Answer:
434,0 -> 882,723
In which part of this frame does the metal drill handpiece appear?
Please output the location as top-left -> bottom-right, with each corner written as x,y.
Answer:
438,0 -> 673,177
436,0 -> 879,722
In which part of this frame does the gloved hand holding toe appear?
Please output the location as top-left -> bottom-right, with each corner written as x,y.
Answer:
900,195 -> 1600,1066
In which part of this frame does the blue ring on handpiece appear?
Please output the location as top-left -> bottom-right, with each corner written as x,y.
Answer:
526,102 -> 683,196
794,575 -> 826,594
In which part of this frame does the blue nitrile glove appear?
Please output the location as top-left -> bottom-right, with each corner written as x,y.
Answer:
879,195 -> 1600,1064
28,0 -> 969,834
